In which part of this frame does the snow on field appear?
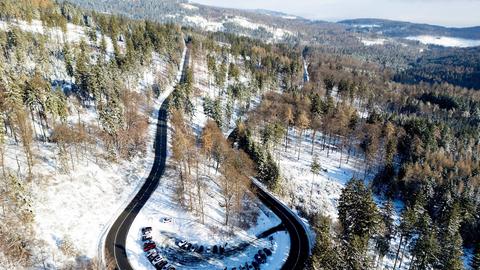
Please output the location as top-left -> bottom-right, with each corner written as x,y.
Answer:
352,24 -> 381,28
228,16 -> 293,41
406,35 -> 480,48
181,3 -> 199,10
184,16 -> 225,32
181,15 -> 292,41
0,19 -> 118,53
272,130 -> 367,220
361,37 -> 387,46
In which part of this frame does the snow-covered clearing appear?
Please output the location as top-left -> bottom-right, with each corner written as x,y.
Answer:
182,15 -> 293,42
272,130 -> 367,221
406,35 -> 480,48
183,16 -> 225,32
181,3 -> 199,10
0,19 -> 118,53
361,37 -> 388,46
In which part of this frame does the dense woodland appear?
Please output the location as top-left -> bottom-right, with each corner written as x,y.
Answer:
0,0 -> 183,267
1,1 -> 480,270
395,46 -> 480,90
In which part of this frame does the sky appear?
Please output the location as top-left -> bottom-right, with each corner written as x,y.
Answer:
192,0 -> 480,27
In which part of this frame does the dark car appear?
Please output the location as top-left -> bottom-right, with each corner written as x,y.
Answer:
183,243 -> 192,250
147,251 -> 158,261
154,260 -> 168,269
251,261 -> 259,270
254,254 -> 262,263
196,245 -> 204,253
212,245 -> 218,254
141,227 -> 152,234
263,248 -> 272,256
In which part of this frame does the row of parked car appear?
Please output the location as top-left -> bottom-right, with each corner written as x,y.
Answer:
224,248 -> 273,270
141,227 -> 176,270
175,240 -> 228,255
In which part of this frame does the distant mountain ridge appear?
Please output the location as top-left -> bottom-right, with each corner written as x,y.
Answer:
340,18 -> 480,39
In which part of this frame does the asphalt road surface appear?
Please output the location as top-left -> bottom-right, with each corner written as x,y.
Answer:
104,43 -> 310,269
251,180 -> 310,270
105,45 -> 190,270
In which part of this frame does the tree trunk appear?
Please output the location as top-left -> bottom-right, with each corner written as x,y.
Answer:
311,129 -> 317,155
393,235 -> 403,270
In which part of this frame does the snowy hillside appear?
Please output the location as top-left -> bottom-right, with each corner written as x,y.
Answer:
406,35 -> 480,47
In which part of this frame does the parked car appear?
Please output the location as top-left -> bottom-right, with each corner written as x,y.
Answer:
263,248 -> 272,256
146,250 -> 158,261
141,227 -> 153,241
143,241 -> 156,252
153,260 -> 168,270
151,256 -> 163,265
176,240 -> 187,248
251,261 -> 259,270
142,227 -> 152,234
160,217 -> 173,223
183,243 -> 192,250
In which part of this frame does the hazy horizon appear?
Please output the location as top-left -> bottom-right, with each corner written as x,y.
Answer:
192,0 -> 480,27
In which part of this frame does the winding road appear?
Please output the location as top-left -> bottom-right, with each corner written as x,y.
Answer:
104,43 -> 310,270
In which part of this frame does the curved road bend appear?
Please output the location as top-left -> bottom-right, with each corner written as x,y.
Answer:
105,42 -> 310,269
105,45 -> 190,270
251,180 -> 310,270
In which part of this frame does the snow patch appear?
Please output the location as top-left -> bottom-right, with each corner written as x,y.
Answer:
361,38 -> 387,46
406,35 -> 480,48
181,3 -> 199,10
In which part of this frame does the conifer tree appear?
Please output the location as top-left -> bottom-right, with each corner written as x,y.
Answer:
438,203 -> 464,270
310,214 -> 340,270
338,178 -> 379,269
310,155 -> 321,207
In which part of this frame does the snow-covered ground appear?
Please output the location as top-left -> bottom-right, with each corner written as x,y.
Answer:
181,3 -> 199,10
125,49 -> 290,269
126,155 -> 290,270
361,37 -> 388,46
0,18 -> 179,269
182,15 -> 293,42
271,130 -> 367,221
406,35 -> 480,48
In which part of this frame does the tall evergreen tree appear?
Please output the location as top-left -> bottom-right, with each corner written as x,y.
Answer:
338,178 -> 379,269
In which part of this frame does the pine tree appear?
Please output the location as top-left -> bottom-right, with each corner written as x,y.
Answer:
310,214 -> 340,270
375,199 -> 395,268
438,203 -> 464,270
409,212 -> 440,270
310,155 -> 321,207
75,39 -> 91,103
393,205 -> 418,270
63,42 -> 74,78
472,243 -> 480,270
338,179 -> 379,269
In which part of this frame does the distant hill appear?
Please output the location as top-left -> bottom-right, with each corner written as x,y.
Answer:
340,18 -> 480,39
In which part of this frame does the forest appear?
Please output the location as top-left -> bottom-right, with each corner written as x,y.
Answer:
0,0 -> 480,269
